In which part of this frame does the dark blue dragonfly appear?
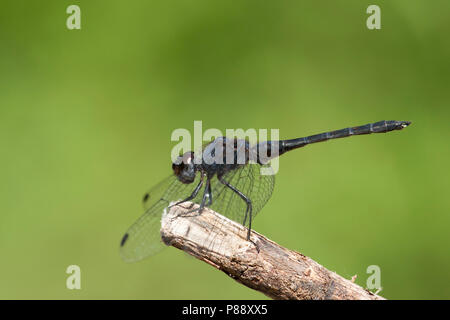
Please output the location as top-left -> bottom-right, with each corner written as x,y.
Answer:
120,120 -> 411,262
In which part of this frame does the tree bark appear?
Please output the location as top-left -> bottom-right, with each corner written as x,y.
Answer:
160,202 -> 385,300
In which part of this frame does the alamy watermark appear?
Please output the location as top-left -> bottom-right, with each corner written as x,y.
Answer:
170,121 -> 280,175
66,265 -> 81,290
367,5 -> 381,30
366,264 -> 382,293
66,5 -> 81,30
65,5 -> 381,31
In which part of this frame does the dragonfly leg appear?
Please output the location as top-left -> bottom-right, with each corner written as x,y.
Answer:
181,178 -> 212,216
197,178 -> 212,213
169,174 -> 204,208
218,177 -> 256,245
206,178 -> 213,206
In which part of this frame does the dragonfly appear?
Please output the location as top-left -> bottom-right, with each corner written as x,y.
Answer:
120,120 -> 411,262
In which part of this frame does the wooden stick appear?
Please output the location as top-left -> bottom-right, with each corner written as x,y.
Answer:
160,202 -> 385,300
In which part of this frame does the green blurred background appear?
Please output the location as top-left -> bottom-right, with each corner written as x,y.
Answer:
0,1 -> 449,299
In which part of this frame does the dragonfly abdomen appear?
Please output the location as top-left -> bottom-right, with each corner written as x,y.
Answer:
279,120 -> 411,155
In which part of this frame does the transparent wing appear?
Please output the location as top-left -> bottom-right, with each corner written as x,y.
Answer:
120,174 -> 202,262
209,163 -> 275,226
141,175 -> 177,210
196,163 -> 274,252
121,164 -> 274,262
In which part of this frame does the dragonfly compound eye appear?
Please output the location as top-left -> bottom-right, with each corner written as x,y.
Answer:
172,152 -> 196,184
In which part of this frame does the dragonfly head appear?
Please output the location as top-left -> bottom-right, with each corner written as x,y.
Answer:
172,151 -> 196,184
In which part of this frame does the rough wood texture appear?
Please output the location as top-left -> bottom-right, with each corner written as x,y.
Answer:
161,202 -> 385,300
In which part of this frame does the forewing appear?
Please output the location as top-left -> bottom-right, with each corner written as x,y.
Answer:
120,174 -> 202,262
142,175 -> 176,210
